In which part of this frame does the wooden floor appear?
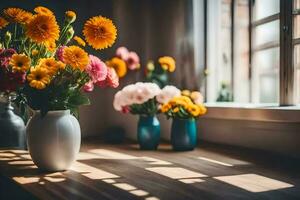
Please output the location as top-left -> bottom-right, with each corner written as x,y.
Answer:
0,141 -> 300,200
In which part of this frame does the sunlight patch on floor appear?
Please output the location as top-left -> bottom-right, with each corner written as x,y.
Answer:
88,149 -> 138,160
179,178 -> 205,184
13,176 -> 40,184
214,173 -> 294,192
140,156 -> 172,165
0,152 -> 16,157
76,152 -> 101,160
197,156 -> 233,167
8,160 -> 34,165
44,176 -> 66,183
113,183 -> 137,191
146,167 -> 208,179
71,161 -> 119,180
130,189 -> 149,196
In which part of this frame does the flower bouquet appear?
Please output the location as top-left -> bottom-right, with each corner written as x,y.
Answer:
0,6 -> 118,171
159,87 -> 207,151
106,46 -> 140,79
145,56 -> 176,88
113,82 -> 162,149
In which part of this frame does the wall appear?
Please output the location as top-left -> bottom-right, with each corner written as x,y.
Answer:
198,107 -> 300,158
0,0 -> 197,138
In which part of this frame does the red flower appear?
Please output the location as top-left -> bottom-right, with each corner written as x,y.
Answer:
0,70 -> 25,93
0,48 -> 16,68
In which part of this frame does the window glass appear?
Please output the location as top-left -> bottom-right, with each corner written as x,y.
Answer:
206,0 -> 233,102
259,74 -> 279,103
294,15 -> 300,39
253,0 -> 280,20
252,48 -> 279,103
294,0 -> 300,10
233,0 -> 250,102
294,45 -> 300,103
254,20 -> 279,47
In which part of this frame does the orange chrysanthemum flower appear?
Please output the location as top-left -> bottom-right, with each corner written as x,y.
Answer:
83,16 -> 117,50
73,36 -> 86,47
25,14 -> 60,43
27,67 -> 50,90
63,45 -> 89,71
44,41 -> 57,52
106,57 -> 127,78
38,57 -> 64,75
9,54 -> 31,73
0,17 -> 8,29
3,7 -> 27,23
20,11 -> 33,24
34,6 -> 54,16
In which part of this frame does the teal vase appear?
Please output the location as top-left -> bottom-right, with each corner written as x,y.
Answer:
171,118 -> 197,151
137,115 -> 160,150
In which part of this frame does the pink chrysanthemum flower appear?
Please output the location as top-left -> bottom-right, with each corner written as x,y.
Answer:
56,45 -> 66,62
83,81 -> 94,92
96,67 -> 119,88
116,46 -> 129,60
86,55 -> 108,83
126,51 -> 140,70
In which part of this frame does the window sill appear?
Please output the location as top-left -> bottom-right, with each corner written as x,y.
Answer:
203,102 -> 300,122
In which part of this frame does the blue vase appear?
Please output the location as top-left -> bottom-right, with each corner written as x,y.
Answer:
137,115 -> 160,150
171,118 -> 197,151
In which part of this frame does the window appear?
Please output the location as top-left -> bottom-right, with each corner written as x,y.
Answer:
202,0 -> 298,105
252,0 -> 280,103
294,0 -> 300,103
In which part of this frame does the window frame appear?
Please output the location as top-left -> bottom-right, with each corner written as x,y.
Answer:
202,0 -> 298,106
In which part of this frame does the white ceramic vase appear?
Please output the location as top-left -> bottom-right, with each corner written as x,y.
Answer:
26,110 -> 81,171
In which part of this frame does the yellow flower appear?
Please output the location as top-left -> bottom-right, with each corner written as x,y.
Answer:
9,54 -> 31,73
180,96 -> 193,104
38,57 -> 57,74
73,36 -> 86,47
158,56 -> 176,72
161,103 -> 171,113
188,104 -> 201,117
31,49 -> 39,56
83,16 -> 117,50
173,107 -> 180,113
44,41 -> 57,52
65,11 -> 76,23
198,104 -> 207,115
56,61 -> 66,70
106,57 -> 127,78
34,6 -> 53,16
0,17 -> 9,29
3,7 -> 26,23
25,14 -> 60,44
27,67 -> 50,90
63,45 -> 89,71
181,90 -> 191,97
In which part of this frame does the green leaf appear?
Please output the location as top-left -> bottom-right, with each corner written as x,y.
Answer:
68,91 -> 90,106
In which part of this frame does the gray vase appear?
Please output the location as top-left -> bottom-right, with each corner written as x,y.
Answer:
0,101 -> 26,149
26,110 -> 81,172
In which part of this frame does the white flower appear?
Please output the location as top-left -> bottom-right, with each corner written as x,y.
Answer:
113,82 -> 162,111
191,91 -> 204,105
113,91 -> 122,111
156,85 -> 181,104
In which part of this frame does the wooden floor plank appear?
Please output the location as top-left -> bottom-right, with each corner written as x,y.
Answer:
0,142 -> 300,200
